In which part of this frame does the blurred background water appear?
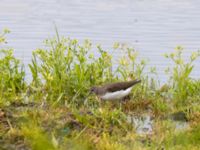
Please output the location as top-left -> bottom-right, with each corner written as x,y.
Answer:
0,0 -> 200,83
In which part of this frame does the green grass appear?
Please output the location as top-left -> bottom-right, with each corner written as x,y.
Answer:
0,28 -> 200,150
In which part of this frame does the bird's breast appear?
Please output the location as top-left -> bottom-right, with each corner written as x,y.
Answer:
100,87 -> 132,100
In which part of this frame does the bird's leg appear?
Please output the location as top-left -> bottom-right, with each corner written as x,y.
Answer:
120,96 -> 131,110
122,95 -> 130,103
119,100 -> 122,110
97,96 -> 103,107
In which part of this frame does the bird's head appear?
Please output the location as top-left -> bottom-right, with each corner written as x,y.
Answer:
90,86 -> 98,94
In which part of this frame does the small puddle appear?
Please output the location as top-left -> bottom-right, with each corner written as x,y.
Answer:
127,112 -> 189,135
127,114 -> 153,135
174,121 -> 189,131
170,111 -> 190,131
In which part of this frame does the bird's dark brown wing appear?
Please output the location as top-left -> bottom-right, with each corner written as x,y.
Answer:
104,79 -> 141,93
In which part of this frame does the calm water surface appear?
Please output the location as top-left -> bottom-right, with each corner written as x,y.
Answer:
0,0 -> 200,82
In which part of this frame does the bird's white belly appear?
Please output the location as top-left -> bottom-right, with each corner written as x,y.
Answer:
100,87 -> 132,100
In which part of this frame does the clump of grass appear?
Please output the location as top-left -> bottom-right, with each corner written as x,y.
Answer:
30,37 -> 114,106
22,124 -> 56,150
0,29 -> 25,105
29,36 -> 149,108
164,46 -> 200,108
161,125 -> 200,149
0,28 -> 10,43
113,42 -> 159,99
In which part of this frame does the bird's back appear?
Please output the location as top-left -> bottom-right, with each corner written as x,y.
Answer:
103,79 -> 141,93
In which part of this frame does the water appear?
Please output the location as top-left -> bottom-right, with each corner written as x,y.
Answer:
127,114 -> 189,135
127,114 -> 153,135
1,0 -> 200,82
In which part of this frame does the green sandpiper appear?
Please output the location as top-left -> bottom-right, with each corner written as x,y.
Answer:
90,79 -> 141,100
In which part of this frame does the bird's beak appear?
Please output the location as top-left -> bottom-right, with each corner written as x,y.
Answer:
88,89 -> 94,95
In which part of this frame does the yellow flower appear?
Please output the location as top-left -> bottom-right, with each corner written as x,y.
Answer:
47,74 -> 53,81
3,28 -> 10,34
170,53 -> 175,59
120,58 -> 128,66
175,59 -> 184,64
113,42 -> 120,49
89,54 -> 94,59
191,52 -> 198,61
175,46 -> 183,51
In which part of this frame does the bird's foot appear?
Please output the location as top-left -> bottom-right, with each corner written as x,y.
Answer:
122,95 -> 130,103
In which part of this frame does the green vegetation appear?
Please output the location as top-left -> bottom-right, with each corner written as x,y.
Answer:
0,28 -> 200,150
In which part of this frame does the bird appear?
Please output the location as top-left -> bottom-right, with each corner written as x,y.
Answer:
90,79 -> 141,101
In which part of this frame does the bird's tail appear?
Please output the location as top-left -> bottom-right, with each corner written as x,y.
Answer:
131,79 -> 141,85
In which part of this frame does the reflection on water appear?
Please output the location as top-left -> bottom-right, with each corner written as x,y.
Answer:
127,113 -> 189,135
0,0 -> 200,82
127,114 -> 153,135
175,121 -> 189,131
